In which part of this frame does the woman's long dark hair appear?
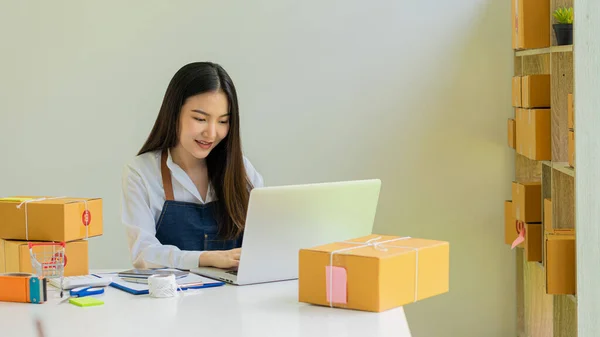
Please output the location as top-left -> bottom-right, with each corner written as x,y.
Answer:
138,62 -> 253,240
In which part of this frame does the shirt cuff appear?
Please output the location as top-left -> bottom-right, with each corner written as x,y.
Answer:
180,251 -> 203,270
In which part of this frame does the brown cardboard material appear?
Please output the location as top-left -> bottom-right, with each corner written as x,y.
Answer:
524,223 -> 542,262
515,108 -> 526,156
508,119 -> 516,149
0,196 -> 103,242
504,200 -> 521,246
525,109 -> 551,161
512,0 -> 550,50
0,239 -> 89,277
512,181 -> 542,223
522,75 -> 551,108
545,230 -> 576,295
512,77 -> 522,107
298,234 -> 449,312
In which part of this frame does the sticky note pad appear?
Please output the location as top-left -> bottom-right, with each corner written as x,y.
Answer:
69,297 -> 104,307
325,266 -> 347,304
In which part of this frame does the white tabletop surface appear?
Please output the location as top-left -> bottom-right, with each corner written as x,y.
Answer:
0,270 -> 412,337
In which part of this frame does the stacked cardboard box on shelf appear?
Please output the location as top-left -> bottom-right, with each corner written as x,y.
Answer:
511,0 -> 550,50
510,74 -> 551,161
0,196 -> 103,277
505,182 -> 542,262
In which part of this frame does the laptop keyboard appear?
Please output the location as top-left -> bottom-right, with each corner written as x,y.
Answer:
226,270 -> 238,276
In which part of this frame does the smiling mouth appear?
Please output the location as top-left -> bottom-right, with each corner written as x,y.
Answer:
195,140 -> 213,148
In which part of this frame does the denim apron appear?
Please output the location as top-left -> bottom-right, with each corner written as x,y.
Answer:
154,150 -> 243,252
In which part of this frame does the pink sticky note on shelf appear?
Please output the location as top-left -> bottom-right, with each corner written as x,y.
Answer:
325,266 -> 347,304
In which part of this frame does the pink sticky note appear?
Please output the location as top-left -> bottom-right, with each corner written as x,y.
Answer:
325,266 -> 347,304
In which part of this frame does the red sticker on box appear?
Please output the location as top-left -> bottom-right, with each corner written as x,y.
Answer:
82,210 -> 91,226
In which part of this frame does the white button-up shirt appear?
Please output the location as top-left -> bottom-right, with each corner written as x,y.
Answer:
120,149 -> 264,270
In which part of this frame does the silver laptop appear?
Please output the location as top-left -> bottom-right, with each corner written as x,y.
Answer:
190,179 -> 381,285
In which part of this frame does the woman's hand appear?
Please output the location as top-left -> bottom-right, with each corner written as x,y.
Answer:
198,248 -> 241,269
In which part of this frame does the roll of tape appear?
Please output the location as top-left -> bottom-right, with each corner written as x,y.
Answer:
148,274 -> 177,298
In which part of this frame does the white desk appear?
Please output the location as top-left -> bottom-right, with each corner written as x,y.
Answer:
0,270 -> 412,337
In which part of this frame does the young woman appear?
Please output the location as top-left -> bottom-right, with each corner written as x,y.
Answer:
121,62 -> 264,271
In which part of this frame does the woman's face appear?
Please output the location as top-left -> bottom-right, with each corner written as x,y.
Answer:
177,90 -> 230,160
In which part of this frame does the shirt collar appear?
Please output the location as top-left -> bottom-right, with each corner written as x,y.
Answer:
165,148 -> 212,203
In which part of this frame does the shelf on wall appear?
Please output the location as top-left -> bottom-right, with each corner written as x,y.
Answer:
515,45 -> 573,57
552,162 -> 575,177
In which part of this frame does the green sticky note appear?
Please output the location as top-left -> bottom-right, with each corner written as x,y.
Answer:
69,297 -> 104,307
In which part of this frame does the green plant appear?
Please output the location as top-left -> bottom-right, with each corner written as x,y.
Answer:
553,7 -> 573,24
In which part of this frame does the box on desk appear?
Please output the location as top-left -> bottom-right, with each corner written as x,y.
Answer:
0,239 -> 89,276
298,234 -> 449,313
0,196 -> 102,242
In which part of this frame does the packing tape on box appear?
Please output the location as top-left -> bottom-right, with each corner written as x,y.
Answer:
0,273 -> 47,304
14,196 -> 91,240
327,236 -> 420,307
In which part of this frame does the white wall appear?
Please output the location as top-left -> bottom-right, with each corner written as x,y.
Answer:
0,1 -> 515,336
574,0 -> 600,336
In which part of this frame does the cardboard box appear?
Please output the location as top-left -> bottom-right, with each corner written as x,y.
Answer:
512,0 -> 550,50
517,109 -> 551,161
524,223 -> 542,262
508,118 -> 516,149
515,108 -> 526,155
522,75 -> 551,108
0,196 -> 102,242
568,93 -> 574,130
512,181 -> 542,223
512,77 -> 522,107
545,230 -> 576,295
298,234 -> 449,312
504,200 -> 521,246
0,239 -> 89,276
544,198 -> 552,230
568,130 -> 575,168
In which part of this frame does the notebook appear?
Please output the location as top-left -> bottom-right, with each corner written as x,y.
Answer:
92,270 -> 225,295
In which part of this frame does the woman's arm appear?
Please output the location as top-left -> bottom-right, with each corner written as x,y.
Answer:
121,164 -> 202,270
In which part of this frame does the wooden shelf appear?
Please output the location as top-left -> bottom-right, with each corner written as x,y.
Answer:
552,162 -> 575,177
515,45 -> 573,57
510,1 -> 577,336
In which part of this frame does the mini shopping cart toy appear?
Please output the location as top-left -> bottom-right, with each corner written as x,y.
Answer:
29,242 -> 67,297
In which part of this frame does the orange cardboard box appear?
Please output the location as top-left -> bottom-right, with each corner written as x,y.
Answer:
515,108 -> 526,155
512,181 -> 542,223
517,109 -> 551,161
524,223 -> 542,262
568,130 -> 575,168
512,77 -> 522,107
568,93 -> 574,129
508,118 -> 516,149
298,234 -> 449,312
504,200 -> 520,246
545,229 -> 576,295
512,0 -> 550,50
0,196 -> 102,242
0,239 -> 89,276
522,75 -> 551,108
